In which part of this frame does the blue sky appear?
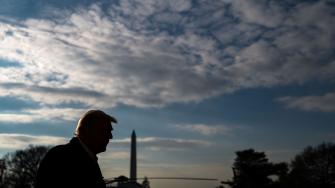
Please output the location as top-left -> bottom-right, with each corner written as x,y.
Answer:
0,0 -> 334,187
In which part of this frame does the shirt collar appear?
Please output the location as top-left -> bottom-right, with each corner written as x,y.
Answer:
76,136 -> 98,162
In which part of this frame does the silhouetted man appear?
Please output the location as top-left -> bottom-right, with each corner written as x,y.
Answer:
36,110 -> 117,188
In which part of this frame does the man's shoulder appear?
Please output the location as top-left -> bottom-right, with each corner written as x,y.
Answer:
46,138 -> 87,159
40,140 -> 82,170
36,139 -> 84,187
42,143 -> 69,162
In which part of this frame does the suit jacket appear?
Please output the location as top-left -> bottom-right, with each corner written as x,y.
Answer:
36,137 -> 106,188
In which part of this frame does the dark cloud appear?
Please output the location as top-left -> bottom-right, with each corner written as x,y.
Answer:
0,82 -> 111,108
0,82 -> 106,98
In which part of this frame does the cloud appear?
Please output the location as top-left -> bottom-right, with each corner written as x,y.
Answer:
174,124 -> 232,136
0,107 -> 85,123
0,133 -> 210,157
0,0 -> 334,112
0,4 -> 226,108
99,151 -> 129,160
0,133 -> 67,149
0,82 -> 111,107
277,92 -> 335,112
0,113 -> 35,123
230,0 -> 285,27
110,137 -> 211,150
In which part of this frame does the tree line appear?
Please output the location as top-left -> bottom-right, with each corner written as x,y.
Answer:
220,142 -> 335,188
0,146 -> 50,188
0,143 -> 334,188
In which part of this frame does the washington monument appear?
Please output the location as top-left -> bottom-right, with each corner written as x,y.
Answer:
130,130 -> 137,182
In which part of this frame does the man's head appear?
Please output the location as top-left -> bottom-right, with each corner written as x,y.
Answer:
75,110 -> 117,154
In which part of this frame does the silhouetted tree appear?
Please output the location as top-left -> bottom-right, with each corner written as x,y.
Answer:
1,145 -> 49,188
0,160 -> 6,188
223,149 -> 287,188
287,142 -> 335,188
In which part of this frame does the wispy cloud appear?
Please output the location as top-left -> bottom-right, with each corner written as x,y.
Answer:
0,113 -> 34,123
110,137 -> 211,150
174,124 -> 232,136
0,0 -> 334,112
0,133 -> 67,149
277,92 -> 335,112
99,151 -> 129,160
0,107 -> 85,123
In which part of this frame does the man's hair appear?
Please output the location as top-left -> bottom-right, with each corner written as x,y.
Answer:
75,110 -> 117,137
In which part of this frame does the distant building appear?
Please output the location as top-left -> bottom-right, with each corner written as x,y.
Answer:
142,177 -> 150,188
114,181 -> 143,188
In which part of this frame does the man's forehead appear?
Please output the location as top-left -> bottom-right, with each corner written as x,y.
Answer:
104,121 -> 113,130
96,119 -> 113,128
